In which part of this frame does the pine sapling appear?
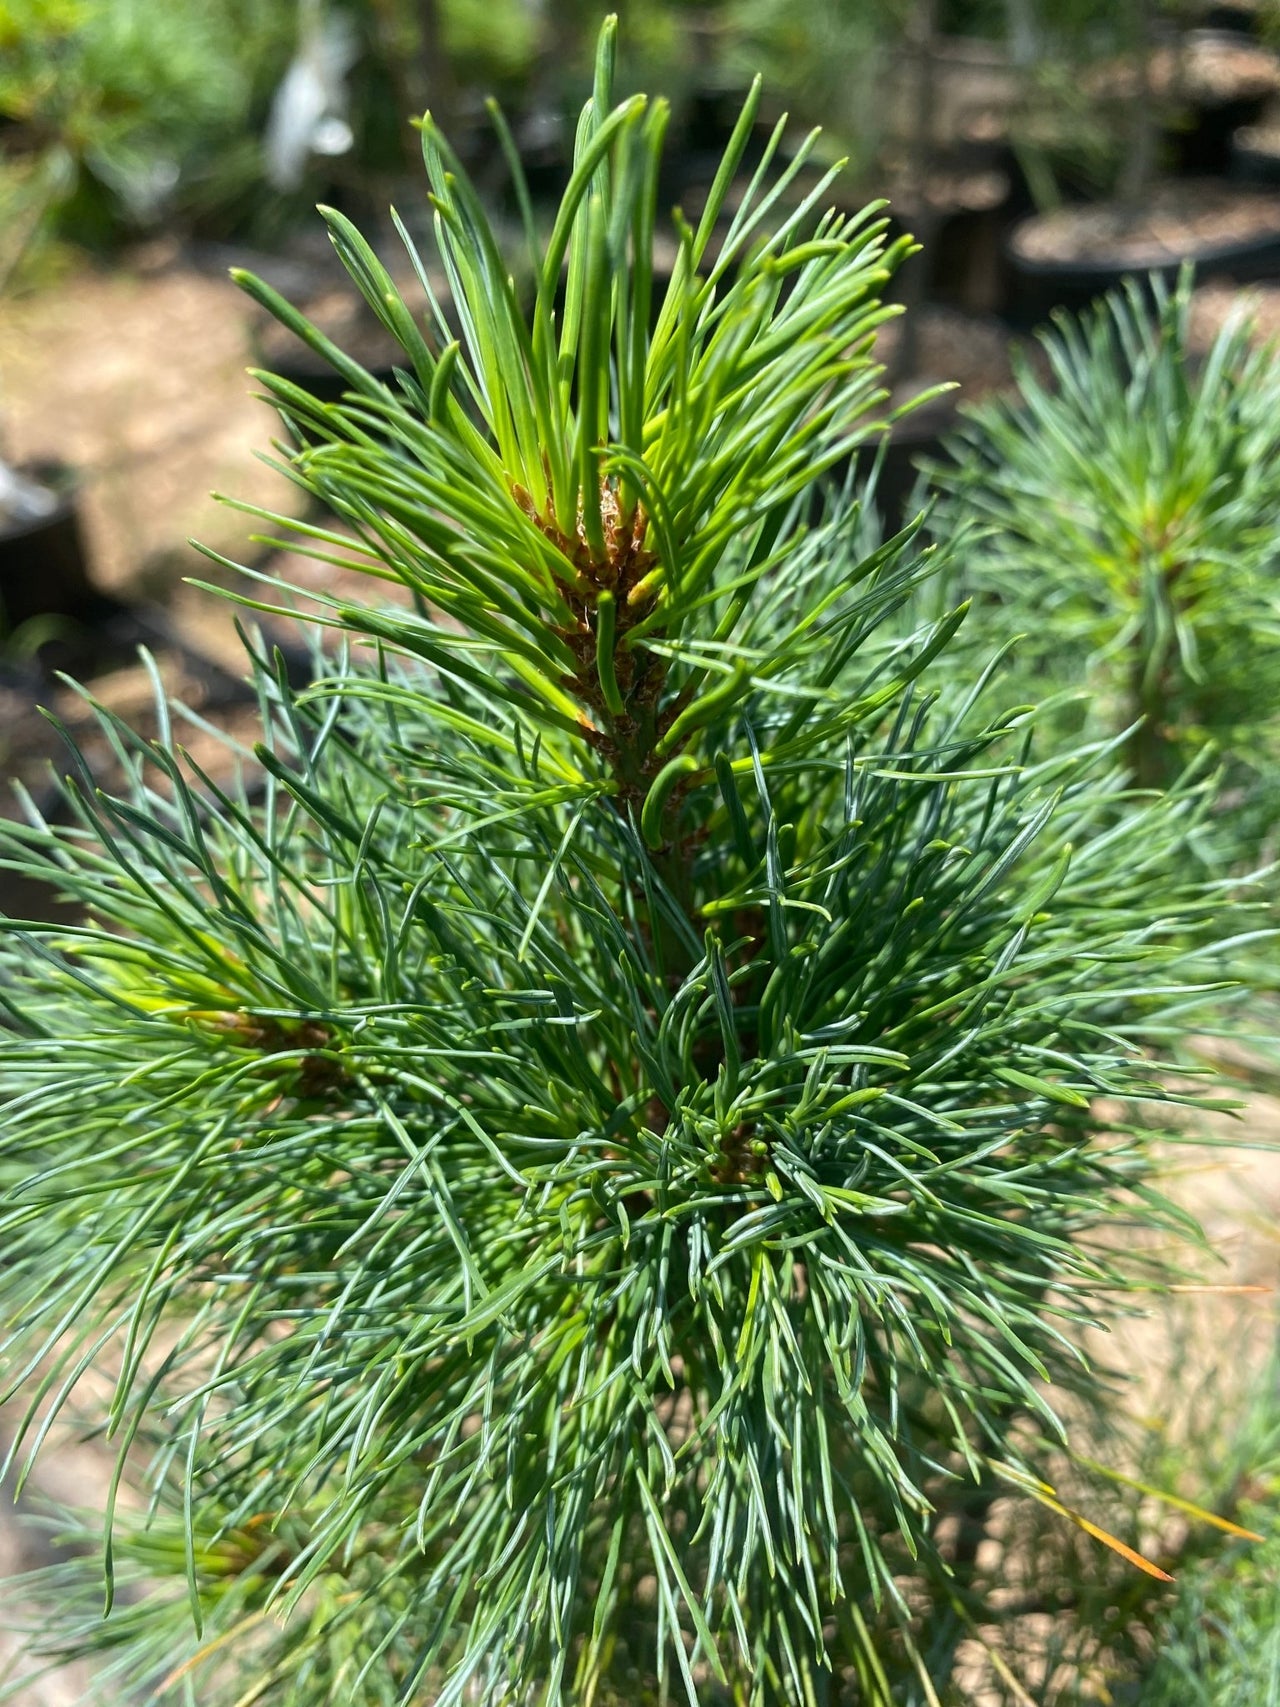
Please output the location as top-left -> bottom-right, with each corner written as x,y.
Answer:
0,21 -> 1262,1706
930,271 -> 1280,806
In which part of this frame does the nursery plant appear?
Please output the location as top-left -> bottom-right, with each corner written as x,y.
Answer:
1003,0 -> 1280,215
722,0 -> 892,163
0,0 -> 299,262
927,272 -> 1280,809
0,19 -> 1265,1706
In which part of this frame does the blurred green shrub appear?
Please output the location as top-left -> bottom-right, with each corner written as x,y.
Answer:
723,0 -> 891,163
0,0 -> 297,261
0,0 -> 751,266
928,272 -> 1280,843
1141,1521 -> 1280,1705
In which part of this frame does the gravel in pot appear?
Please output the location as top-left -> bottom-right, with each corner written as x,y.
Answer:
1006,179 -> 1280,326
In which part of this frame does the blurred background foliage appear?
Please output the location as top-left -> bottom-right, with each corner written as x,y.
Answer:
6,0 -> 1279,273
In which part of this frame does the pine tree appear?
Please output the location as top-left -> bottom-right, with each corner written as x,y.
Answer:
930,274 -> 1280,806
0,20 -> 1260,1704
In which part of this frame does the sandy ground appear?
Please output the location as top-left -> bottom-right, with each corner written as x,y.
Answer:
0,243 -> 300,620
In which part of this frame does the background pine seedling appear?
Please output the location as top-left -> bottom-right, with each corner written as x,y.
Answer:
0,19 -> 1266,1706
925,272 -> 1280,810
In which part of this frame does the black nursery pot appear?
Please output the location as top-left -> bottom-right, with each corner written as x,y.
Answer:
1231,128 -> 1280,185
1173,93 -> 1275,176
885,206 -> 1007,317
252,297 -> 415,418
1005,212 -> 1280,328
1200,2 -> 1263,34
924,200 -> 1013,318
0,463 -> 270,689
679,81 -> 776,168
266,358 -> 403,411
0,463 -> 140,680
876,426 -> 948,535
863,399 -> 958,536
0,463 -> 95,632
1169,31 -> 1280,175
882,161 -> 1018,319
0,855 -> 84,926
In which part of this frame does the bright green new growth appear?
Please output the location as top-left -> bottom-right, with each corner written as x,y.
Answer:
0,21 -> 1262,1706
218,18 -> 916,835
929,272 -> 1280,800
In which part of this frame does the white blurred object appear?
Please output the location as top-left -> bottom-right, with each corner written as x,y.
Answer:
0,462 -> 57,528
264,0 -> 359,192
311,115 -> 355,158
1005,0 -> 1038,67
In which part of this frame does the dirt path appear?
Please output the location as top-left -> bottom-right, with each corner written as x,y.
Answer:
0,244 -> 292,609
